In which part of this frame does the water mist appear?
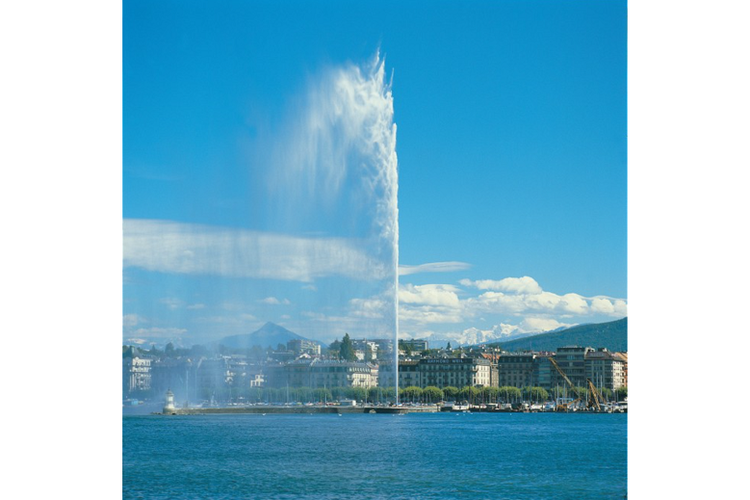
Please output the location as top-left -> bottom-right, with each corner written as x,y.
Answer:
268,52 -> 399,402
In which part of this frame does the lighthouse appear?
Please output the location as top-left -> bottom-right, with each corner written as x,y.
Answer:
163,389 -> 176,414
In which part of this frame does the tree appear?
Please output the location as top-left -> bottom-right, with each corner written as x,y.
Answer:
313,388 -> 332,403
400,386 -> 423,403
616,386 -> 628,401
348,387 -> 368,403
368,387 -> 382,403
498,386 -> 522,403
149,344 -> 160,356
165,342 -> 175,357
422,386 -> 444,403
523,386 -> 549,402
459,386 -> 480,404
381,387 -> 396,404
482,386 -> 501,404
248,387 -> 263,402
442,386 -> 459,400
339,333 -> 356,362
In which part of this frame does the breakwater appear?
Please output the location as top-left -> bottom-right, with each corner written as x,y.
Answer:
159,405 -> 439,415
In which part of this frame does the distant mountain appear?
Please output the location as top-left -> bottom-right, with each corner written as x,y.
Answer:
217,322 -> 326,350
492,317 -> 628,352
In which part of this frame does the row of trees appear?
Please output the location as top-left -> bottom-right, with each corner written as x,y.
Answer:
213,386 -> 398,405
399,385 -> 627,404
210,385 -> 628,405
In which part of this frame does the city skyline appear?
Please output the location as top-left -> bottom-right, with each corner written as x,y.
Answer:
123,0 -> 627,347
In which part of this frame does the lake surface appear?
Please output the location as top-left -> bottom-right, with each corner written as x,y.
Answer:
123,412 -> 627,499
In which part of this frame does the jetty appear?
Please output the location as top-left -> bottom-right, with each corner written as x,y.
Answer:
159,404 -> 439,416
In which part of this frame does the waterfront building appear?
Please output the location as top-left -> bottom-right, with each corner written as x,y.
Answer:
497,352 -> 536,387
553,346 -> 594,388
149,357 -> 195,401
398,357 -> 494,389
286,339 -> 321,357
399,339 -> 429,352
195,357 -> 232,395
371,339 -> 394,360
123,356 -> 152,396
398,360 -> 421,388
533,353 -> 555,388
585,348 -> 627,391
266,359 -> 379,389
249,373 -> 265,388
377,361 -> 396,388
614,352 -> 628,387
351,339 -> 378,361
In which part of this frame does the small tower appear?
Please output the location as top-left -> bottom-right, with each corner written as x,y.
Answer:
163,389 -> 176,414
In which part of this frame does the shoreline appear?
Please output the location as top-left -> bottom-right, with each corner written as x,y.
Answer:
153,404 -> 626,416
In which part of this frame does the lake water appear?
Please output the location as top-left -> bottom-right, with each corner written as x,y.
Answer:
123,412 -> 627,499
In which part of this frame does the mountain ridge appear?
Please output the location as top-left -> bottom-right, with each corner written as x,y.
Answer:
485,317 -> 627,352
217,322 -> 327,350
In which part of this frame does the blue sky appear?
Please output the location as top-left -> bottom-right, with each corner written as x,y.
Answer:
123,0 -> 627,347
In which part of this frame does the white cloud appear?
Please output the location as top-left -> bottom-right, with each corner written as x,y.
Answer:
437,317 -> 575,346
590,297 -> 615,314
123,219 -> 388,283
186,303 -> 205,310
396,275 -> 626,339
399,261 -> 471,276
398,284 -> 461,307
398,304 -> 464,324
518,317 -> 574,333
130,327 -> 187,338
123,314 -> 143,327
459,276 -> 542,294
349,297 -> 387,319
555,293 -> 589,315
159,297 -> 183,310
259,297 -> 291,305
449,323 -> 521,345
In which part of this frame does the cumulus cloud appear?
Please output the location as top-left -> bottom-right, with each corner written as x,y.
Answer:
459,276 -> 542,294
123,314 -> 143,327
590,297 -> 615,314
398,284 -> 461,307
396,275 -> 626,338
398,305 -> 465,324
349,297 -> 387,319
399,261 -> 471,276
123,219 -> 387,283
556,293 -> 589,315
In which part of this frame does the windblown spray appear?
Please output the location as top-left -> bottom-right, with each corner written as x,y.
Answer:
270,52 -> 399,401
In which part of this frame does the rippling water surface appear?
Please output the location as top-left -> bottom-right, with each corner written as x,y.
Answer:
123,412 -> 626,499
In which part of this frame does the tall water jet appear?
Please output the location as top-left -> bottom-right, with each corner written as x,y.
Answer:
267,52 -> 399,402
